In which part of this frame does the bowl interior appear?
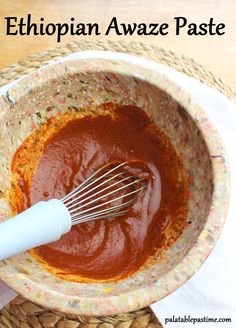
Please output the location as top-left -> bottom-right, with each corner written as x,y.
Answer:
0,56 -> 225,314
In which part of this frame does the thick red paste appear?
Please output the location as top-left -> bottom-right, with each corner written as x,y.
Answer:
11,104 -> 188,281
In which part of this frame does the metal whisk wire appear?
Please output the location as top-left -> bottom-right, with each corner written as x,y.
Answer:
61,162 -> 146,225
0,161 -> 147,261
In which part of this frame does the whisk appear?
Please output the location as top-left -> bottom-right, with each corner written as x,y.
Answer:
0,162 -> 146,261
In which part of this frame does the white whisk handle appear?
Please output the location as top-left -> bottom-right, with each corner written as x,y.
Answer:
0,199 -> 71,261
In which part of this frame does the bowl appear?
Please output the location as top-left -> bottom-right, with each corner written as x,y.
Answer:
0,51 -> 230,316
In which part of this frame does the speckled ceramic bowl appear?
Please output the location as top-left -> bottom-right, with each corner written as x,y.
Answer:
0,52 -> 230,316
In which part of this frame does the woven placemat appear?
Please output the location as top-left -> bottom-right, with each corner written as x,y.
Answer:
0,40 -> 235,328
0,40 -> 235,101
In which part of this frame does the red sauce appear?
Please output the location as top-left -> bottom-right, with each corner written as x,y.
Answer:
10,103 -> 188,281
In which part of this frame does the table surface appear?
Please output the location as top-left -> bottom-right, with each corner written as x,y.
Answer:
0,0 -> 235,89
